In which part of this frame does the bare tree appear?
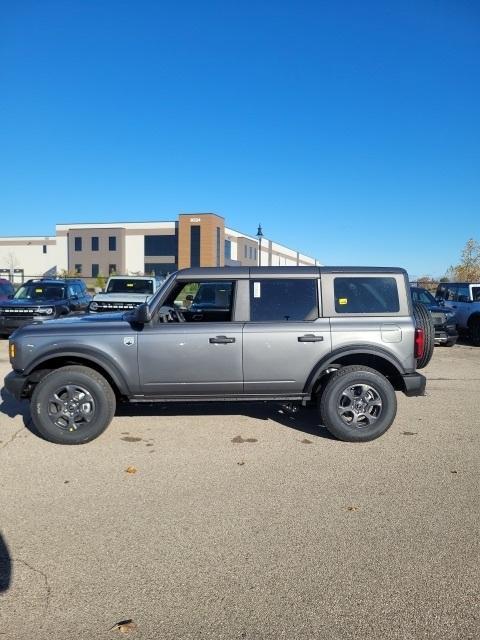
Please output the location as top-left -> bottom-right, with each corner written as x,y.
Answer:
447,238 -> 480,281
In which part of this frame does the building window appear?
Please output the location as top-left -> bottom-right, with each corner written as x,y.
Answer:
250,279 -> 319,322
43,244 -> 47,254
254,248 -> 257,260
190,226 -> 201,268
108,236 -> 117,251
109,264 -> 117,274
74,237 -> 82,251
92,264 -> 99,278
216,227 -> 221,267
244,245 -> 248,258
91,236 -> 99,251
225,239 -> 231,260
74,264 -> 82,274
144,233 -> 178,256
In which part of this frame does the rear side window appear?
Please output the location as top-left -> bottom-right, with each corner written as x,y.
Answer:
250,279 -> 318,322
334,277 -> 399,314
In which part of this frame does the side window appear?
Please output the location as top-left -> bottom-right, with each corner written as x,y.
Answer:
250,279 -> 318,322
456,284 -> 470,302
334,277 -> 399,314
167,280 -> 235,322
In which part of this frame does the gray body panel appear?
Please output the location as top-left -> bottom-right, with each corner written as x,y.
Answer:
137,322 -> 244,395
243,320 -> 331,393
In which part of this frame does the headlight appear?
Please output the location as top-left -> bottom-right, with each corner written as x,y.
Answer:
89,301 -> 99,311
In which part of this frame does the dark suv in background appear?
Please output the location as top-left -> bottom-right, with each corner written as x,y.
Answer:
410,286 -> 458,347
0,278 -> 91,337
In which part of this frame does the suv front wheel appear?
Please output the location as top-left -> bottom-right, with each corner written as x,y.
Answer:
319,365 -> 397,442
31,365 -> 116,444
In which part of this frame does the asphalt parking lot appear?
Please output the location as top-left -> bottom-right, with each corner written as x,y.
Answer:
0,341 -> 478,640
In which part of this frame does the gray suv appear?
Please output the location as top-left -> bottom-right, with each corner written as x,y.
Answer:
5,267 -> 429,445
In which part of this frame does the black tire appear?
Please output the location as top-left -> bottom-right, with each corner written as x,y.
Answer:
319,365 -> 397,442
30,365 -> 116,444
413,302 -> 435,369
468,317 -> 480,346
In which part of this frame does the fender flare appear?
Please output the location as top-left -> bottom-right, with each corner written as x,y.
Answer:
24,347 -> 132,395
304,344 -> 407,394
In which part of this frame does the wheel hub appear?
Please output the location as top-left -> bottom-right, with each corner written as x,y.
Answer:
337,383 -> 383,429
48,384 -> 96,431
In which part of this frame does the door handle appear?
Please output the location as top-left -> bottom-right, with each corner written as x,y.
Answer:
209,335 -> 236,344
298,334 -> 324,342
451,305 -> 457,309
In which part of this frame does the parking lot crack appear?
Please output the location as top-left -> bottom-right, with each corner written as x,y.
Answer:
0,426 -> 25,451
13,557 -> 51,621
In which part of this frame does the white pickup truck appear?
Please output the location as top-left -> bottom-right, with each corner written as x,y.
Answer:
89,275 -> 165,313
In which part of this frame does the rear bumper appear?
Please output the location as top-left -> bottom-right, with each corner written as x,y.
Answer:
402,372 -> 427,397
4,370 -> 27,400
434,325 -> 458,345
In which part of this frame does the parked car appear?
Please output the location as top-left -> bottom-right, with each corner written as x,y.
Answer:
89,275 -> 165,312
0,278 -> 91,337
435,282 -> 480,346
5,266 -> 431,445
0,278 -> 15,301
410,286 -> 458,347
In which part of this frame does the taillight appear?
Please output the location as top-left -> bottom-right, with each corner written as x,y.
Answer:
415,327 -> 425,359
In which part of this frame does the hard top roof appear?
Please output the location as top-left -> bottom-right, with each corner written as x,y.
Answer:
176,266 -> 407,279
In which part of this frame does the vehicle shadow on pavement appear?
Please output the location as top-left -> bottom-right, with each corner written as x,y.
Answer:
115,402 -> 336,440
0,533 -> 11,593
0,387 -> 34,431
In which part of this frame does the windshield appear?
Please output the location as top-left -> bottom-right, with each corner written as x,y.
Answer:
411,288 -> 436,305
106,279 -> 153,294
14,283 -> 65,300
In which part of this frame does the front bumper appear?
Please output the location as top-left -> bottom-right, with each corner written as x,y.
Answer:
4,370 -> 28,400
402,372 -> 427,397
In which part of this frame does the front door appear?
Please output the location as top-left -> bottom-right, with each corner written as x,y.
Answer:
138,279 -> 243,396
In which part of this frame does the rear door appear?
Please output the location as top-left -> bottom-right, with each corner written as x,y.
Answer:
242,277 -> 331,394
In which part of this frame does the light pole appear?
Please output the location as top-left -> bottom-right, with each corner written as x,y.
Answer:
256,224 -> 263,266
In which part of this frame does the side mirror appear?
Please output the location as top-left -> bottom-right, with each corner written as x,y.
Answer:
71,294 -> 79,301
132,303 -> 152,324
7,294 -> 14,299
185,294 -> 194,301
435,297 -> 444,305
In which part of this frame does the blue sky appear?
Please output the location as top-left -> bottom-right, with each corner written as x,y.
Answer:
1,0 -> 479,277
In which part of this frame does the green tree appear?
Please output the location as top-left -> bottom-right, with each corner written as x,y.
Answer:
447,238 -> 480,281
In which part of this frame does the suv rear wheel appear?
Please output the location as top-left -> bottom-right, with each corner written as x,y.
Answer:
31,365 -> 116,444
319,365 -> 397,442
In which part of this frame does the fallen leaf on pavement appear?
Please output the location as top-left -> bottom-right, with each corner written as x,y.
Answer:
125,466 -> 137,474
110,619 -> 137,633
346,505 -> 359,512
